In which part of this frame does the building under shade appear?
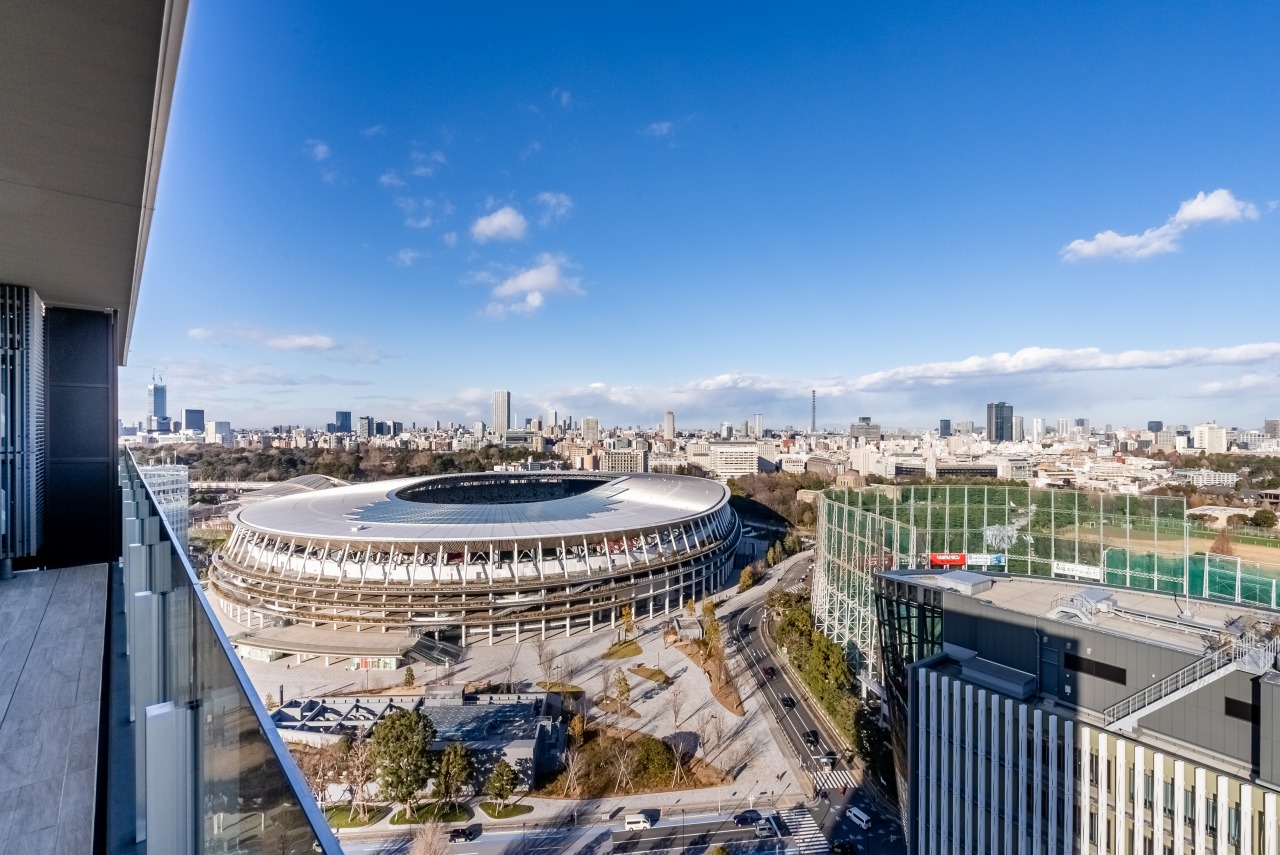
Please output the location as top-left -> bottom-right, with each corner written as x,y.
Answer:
212,471 -> 739,658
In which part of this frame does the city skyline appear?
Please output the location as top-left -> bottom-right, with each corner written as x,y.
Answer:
119,4 -> 1280,429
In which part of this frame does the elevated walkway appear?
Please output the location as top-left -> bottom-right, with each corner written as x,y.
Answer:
1105,634 -> 1280,733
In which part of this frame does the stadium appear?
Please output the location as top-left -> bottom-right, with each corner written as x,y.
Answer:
210,471 -> 739,659
814,484 -> 1280,682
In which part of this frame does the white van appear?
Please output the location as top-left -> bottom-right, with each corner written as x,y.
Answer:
624,814 -> 652,831
847,806 -> 872,830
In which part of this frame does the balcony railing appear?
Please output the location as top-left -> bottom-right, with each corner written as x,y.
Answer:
120,449 -> 342,854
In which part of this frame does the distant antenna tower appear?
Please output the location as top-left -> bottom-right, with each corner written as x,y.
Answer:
810,390 -> 816,434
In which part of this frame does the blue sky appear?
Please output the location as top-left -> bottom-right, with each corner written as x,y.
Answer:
123,3 -> 1280,432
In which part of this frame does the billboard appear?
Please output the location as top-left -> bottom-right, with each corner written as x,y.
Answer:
1051,560 -> 1102,581
967,553 -> 1006,567
929,553 -> 967,567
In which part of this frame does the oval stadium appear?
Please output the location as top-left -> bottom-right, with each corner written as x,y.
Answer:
211,471 -> 739,659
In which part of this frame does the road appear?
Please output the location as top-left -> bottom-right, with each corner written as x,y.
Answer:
728,554 -> 906,855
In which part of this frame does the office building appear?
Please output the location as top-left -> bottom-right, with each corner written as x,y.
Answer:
939,419 -> 952,438
664,410 -> 676,441
1148,420 -> 1164,433
334,410 -> 352,433
955,421 -> 975,436
0,6 -> 339,850
721,421 -> 734,439
851,417 -> 882,443
492,389 -> 511,437
1264,419 -> 1279,440
147,380 -> 170,432
206,420 -> 232,446
137,464 -> 189,553
1192,422 -> 1228,454
1058,418 -> 1070,437
1011,414 -> 1025,442
754,413 -> 764,439
583,416 -> 601,445
1032,418 -> 1046,443
180,407 -> 205,434
1076,417 -> 1091,436
986,401 -> 1014,443
357,415 -> 374,438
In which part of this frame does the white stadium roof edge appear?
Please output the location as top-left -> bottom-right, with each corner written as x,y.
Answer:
230,472 -> 732,543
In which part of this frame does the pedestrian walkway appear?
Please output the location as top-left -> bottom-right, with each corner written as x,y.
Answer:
781,806 -> 827,853
785,581 -> 810,595
812,769 -> 855,790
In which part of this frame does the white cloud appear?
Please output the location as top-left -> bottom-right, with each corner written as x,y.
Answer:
379,170 -> 406,188
305,139 -> 331,161
642,121 -> 674,138
264,334 -> 338,352
405,214 -> 433,229
521,140 -> 542,159
410,150 -> 448,177
394,248 -> 426,266
442,231 -> 458,248
1062,188 -> 1260,261
534,192 -> 573,226
849,343 -> 1280,391
361,124 -> 386,137
186,327 -> 216,341
551,88 -> 572,108
470,206 -> 528,243
482,252 -> 580,317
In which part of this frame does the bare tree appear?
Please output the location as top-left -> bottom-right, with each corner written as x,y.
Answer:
344,735 -> 376,821
669,739 -> 689,787
669,684 -> 686,728
607,737 -> 636,794
694,709 -> 722,759
410,822 -> 451,855
561,744 -> 587,797
293,745 -> 331,807
534,635 -> 554,684
560,654 -> 581,688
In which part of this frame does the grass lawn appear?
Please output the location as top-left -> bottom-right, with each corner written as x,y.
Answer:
480,801 -> 534,819
324,806 -> 381,828
628,665 -> 671,685
389,802 -> 474,825
601,639 -> 642,660
595,696 -> 640,718
536,680 -> 584,694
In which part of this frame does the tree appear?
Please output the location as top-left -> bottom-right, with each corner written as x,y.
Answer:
294,744 -> 336,806
568,713 -> 586,747
683,598 -> 695,619
669,684 -> 686,728
403,666 -> 416,688
344,735 -> 376,821
620,605 -> 635,641
534,635 -> 554,684
1212,529 -> 1235,556
483,758 -> 518,810
371,709 -> 436,820
614,669 -> 631,706
1253,509 -> 1278,529
435,741 -> 472,807
409,822 -> 451,855
264,692 -> 278,711
738,566 -> 755,593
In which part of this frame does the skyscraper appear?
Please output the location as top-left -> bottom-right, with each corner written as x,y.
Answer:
357,416 -> 374,438
1147,420 -> 1164,433
753,413 -> 764,438
939,419 -> 951,438
810,390 -> 816,433
1056,418 -> 1069,436
1032,417 -> 1045,443
986,401 -> 1013,442
492,390 -> 511,437
181,408 -> 205,433
147,380 -> 170,432
1265,419 -> 1279,439
1011,414 -> 1024,442
583,417 -> 600,445
663,411 -> 676,441
335,411 -> 352,433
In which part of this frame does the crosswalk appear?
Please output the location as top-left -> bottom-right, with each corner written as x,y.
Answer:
780,806 -> 828,853
785,581 -> 810,595
811,769 -> 856,790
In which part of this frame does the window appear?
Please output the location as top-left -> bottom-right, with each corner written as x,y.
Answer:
1163,781 -> 1175,817
1228,805 -> 1241,846
1090,753 -> 1099,785
1090,812 -> 1099,844
1144,772 -> 1154,809
1206,796 -> 1217,836
1225,697 -> 1260,723
1064,651 -> 1127,685
1185,789 -> 1196,826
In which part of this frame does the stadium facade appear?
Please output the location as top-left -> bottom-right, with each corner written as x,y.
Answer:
815,485 -> 1280,855
211,471 -> 739,651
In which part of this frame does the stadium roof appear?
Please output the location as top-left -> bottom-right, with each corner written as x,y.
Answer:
231,472 -> 730,542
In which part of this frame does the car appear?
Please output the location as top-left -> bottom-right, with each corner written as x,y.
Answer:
803,730 -> 819,747
830,842 -> 858,855
780,696 -> 795,710
754,821 -> 777,839
448,828 -> 475,843
821,750 -> 837,769
763,666 -> 776,680
733,809 -> 762,827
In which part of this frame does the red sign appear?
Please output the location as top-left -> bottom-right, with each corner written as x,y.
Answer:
929,553 -> 967,567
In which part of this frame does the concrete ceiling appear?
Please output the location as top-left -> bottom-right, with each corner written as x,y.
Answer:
0,0 -> 187,364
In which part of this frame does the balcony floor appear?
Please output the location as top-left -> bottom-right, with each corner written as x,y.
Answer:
0,565 -> 107,854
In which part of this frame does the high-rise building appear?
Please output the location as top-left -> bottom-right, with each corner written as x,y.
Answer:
1192,421 -> 1227,454
1075,417 -> 1090,436
1147,420 -> 1164,433
583,417 -> 600,445
1265,419 -> 1279,439
147,380 -> 170,432
810,389 -> 816,434
939,419 -> 951,438
851,416 -> 881,443
720,421 -> 734,439
335,410 -> 352,433
753,413 -> 764,439
955,420 -> 975,436
663,411 -> 676,441
357,416 -> 374,438
492,390 -> 511,437
1057,418 -> 1070,436
138,464 -> 189,552
205,420 -> 232,446
180,408 -> 205,434
986,401 -> 1014,442
1031,418 -> 1045,443
1011,414 -> 1025,442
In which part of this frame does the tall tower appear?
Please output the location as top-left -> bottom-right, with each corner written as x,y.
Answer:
491,390 -> 511,437
663,411 -> 675,441
986,401 -> 1014,442
753,413 -> 764,438
810,390 -> 816,434
147,374 -> 169,433
583,417 -> 600,445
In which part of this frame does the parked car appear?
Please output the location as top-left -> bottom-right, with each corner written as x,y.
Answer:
449,828 -> 476,843
733,809 -> 762,827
